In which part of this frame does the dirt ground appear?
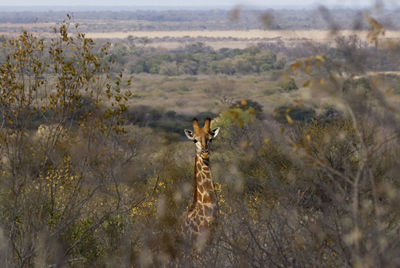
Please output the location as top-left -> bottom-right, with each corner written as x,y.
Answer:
2,26 -> 400,48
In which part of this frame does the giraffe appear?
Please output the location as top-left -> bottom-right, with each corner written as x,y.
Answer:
181,117 -> 220,251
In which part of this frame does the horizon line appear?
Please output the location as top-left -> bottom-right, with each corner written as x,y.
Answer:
0,4 -> 383,11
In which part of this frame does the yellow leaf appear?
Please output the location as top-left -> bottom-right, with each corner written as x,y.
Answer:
315,55 -> 326,62
303,80 -> 311,87
385,88 -> 394,96
264,138 -> 271,144
241,99 -> 247,107
315,55 -> 325,68
306,135 -> 311,143
305,65 -> 311,75
291,61 -> 302,71
286,114 -> 293,124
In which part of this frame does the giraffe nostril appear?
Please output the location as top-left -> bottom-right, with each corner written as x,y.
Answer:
201,149 -> 209,156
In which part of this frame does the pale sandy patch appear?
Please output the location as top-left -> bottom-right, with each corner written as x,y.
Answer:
2,29 -> 400,49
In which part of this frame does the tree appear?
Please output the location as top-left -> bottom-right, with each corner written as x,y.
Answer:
0,19 -> 139,267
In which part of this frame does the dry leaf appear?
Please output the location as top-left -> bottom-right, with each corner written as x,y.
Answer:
385,88 -> 394,96
286,114 -> 293,124
291,61 -> 302,71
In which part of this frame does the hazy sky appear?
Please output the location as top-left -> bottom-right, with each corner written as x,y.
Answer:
0,0 -> 373,7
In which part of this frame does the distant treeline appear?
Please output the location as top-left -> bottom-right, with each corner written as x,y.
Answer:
108,42 -> 285,75
0,9 -> 400,30
105,35 -> 400,75
1,33 -> 399,75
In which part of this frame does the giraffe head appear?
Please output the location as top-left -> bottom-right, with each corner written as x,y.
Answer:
184,118 -> 220,159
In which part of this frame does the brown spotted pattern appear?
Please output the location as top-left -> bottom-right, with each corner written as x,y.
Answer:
181,118 -> 220,251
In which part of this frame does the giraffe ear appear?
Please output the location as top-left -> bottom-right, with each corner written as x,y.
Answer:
211,127 -> 220,139
184,129 -> 195,140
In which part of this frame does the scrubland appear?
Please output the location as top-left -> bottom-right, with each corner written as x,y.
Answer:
0,7 -> 400,268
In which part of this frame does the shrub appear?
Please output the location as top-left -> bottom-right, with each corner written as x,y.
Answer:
230,99 -> 263,113
281,78 -> 298,92
274,104 -> 316,124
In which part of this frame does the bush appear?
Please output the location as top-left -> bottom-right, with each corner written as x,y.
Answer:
274,104 -> 316,124
230,99 -> 263,113
0,21 -> 133,267
281,78 -> 298,91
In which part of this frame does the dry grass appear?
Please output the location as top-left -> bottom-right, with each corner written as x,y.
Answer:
126,73 -> 305,115
125,71 -> 400,118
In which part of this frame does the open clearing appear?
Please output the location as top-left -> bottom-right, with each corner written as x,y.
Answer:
1,28 -> 398,40
2,28 -> 400,48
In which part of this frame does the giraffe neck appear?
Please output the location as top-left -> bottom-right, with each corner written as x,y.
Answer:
190,154 -> 216,214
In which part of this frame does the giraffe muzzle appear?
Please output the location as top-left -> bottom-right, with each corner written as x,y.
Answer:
201,149 -> 209,154
200,149 -> 209,158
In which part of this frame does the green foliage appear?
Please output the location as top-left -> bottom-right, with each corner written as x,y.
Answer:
108,43 -> 281,75
215,106 -> 258,131
281,77 -> 298,91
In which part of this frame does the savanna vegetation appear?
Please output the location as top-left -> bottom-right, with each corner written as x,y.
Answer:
0,5 -> 400,268
109,42 -> 282,75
